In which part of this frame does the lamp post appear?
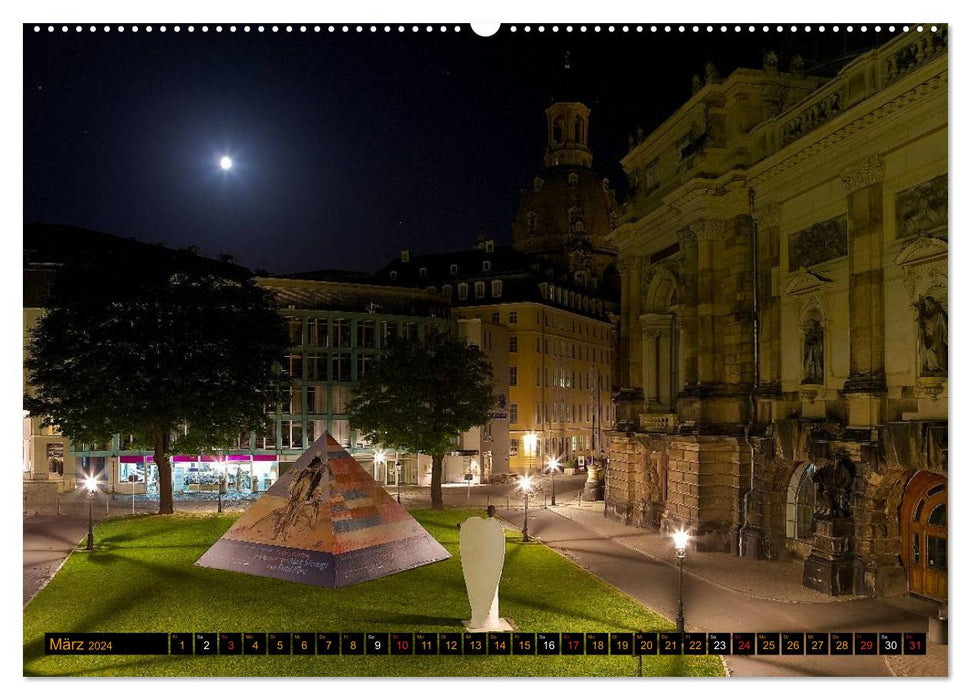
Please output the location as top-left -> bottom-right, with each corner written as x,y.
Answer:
519,475 -> 535,542
394,461 -> 402,504
523,431 -> 538,477
84,475 -> 98,551
546,456 -> 560,506
672,529 -> 690,633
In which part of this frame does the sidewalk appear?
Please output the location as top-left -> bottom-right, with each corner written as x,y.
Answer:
496,503 -> 947,677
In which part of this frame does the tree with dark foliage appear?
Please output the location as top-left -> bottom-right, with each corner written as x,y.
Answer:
24,249 -> 288,514
348,332 -> 494,509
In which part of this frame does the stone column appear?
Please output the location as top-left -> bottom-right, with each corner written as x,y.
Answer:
640,314 -> 672,409
840,156 -> 887,427
617,257 -> 634,388
676,229 -> 700,388
754,203 -> 782,389
691,220 -> 727,386
627,257 -> 644,391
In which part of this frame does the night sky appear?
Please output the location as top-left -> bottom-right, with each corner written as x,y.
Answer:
24,24 -> 887,275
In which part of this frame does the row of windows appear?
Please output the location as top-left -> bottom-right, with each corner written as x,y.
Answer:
509,434 -> 591,458
282,352 -> 373,382
503,401 -> 613,427
442,280 -> 504,301
539,282 -> 605,316
285,318 -> 430,348
524,366 -> 609,391
530,335 -> 611,364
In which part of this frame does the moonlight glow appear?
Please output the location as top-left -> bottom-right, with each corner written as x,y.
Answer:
219,156 -> 233,171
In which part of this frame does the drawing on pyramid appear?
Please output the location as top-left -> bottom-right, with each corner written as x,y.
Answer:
196,432 -> 451,588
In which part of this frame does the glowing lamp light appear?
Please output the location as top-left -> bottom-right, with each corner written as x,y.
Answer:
373,448 -> 387,465
519,475 -> 535,494
672,529 -> 690,558
219,155 -> 233,171
546,456 -> 560,473
83,476 -> 99,494
523,431 -> 538,455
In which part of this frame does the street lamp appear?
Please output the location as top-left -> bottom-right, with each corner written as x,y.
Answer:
672,529 -> 690,633
523,432 -> 538,477
394,461 -> 402,504
83,475 -> 98,551
546,455 -> 560,506
519,475 -> 535,542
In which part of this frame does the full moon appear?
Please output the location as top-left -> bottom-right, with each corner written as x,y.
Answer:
219,156 -> 232,170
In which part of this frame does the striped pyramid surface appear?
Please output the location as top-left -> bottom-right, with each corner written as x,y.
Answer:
196,433 -> 450,587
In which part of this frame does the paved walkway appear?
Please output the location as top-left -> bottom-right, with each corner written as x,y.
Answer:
495,503 -> 947,677
23,514 -> 101,606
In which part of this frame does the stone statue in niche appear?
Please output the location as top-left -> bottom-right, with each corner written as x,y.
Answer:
811,453 -> 855,519
916,295 -> 948,375
802,319 -> 824,385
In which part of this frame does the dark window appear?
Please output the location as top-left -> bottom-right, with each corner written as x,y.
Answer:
926,536 -> 947,570
928,504 -> 946,527
795,466 -> 815,541
333,319 -> 351,347
332,353 -> 351,381
358,320 -> 376,348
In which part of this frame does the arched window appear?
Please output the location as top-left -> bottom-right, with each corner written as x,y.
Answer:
574,115 -> 583,142
787,463 -> 816,542
552,117 -> 564,143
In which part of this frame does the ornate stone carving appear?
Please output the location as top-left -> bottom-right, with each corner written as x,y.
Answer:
840,155 -> 886,193
645,451 -> 663,503
785,269 -> 832,297
788,215 -> 847,269
763,50 -> 779,74
894,235 -> 947,298
676,219 -> 727,247
895,174 -> 947,239
754,202 -> 782,228
616,257 -> 636,276
811,452 -> 855,520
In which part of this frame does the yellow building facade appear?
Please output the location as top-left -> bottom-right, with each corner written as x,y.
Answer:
454,298 -> 614,475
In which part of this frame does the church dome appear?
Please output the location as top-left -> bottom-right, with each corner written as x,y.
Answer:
512,102 -> 619,291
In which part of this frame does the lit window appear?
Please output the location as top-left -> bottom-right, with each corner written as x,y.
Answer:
509,367 -> 518,386
509,403 -> 518,424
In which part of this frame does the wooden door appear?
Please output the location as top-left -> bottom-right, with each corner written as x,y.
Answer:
901,471 -> 947,602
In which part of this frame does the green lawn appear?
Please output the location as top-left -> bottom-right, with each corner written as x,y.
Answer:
24,510 -> 723,677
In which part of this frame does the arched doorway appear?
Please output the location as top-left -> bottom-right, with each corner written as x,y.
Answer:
901,471 -> 947,601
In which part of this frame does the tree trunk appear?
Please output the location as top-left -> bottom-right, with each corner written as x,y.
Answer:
154,431 -> 174,515
431,453 -> 444,509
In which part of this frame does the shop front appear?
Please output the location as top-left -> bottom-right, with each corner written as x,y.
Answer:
117,454 -> 280,494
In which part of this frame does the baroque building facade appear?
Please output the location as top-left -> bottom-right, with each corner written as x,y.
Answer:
605,29 -> 947,602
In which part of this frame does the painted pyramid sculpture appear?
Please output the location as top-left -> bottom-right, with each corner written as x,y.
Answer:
197,433 -> 450,587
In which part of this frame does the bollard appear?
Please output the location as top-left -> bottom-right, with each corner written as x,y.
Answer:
106,497 -> 109,516
577,490 -> 581,506
56,491 -> 60,516
544,493 -> 547,508
506,495 -> 510,510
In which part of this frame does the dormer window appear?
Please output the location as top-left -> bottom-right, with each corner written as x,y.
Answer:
448,264 -> 458,276
389,271 -> 398,280
419,267 -> 428,279
484,240 -> 495,252
483,260 -> 491,272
